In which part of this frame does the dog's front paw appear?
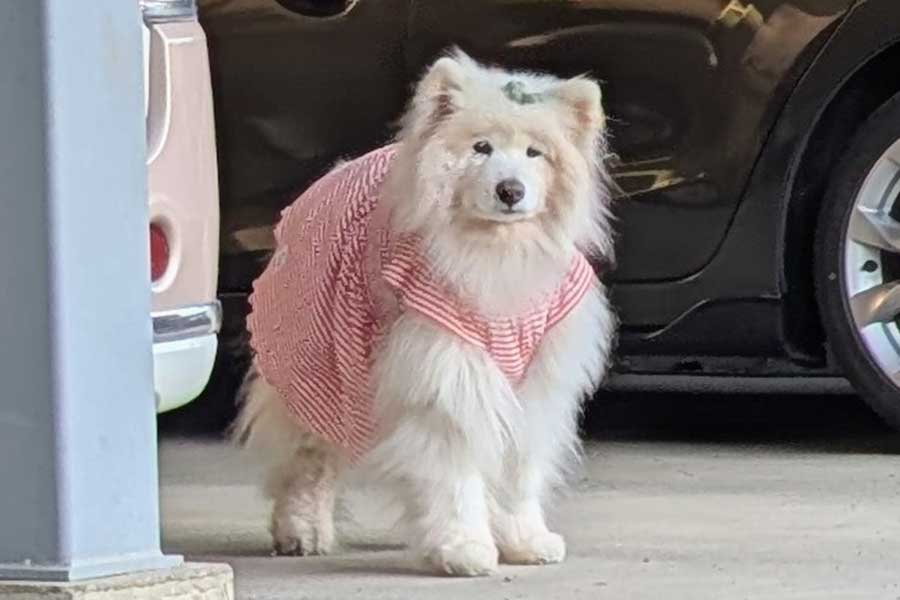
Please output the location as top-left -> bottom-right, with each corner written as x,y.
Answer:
499,531 -> 566,565
270,512 -> 334,556
428,538 -> 499,577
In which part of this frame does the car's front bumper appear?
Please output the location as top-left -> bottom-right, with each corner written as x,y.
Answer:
152,301 -> 222,413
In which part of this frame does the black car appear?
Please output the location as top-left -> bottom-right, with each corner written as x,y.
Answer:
173,0 -> 900,433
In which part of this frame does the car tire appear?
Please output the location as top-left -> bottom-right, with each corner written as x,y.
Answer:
815,92 -> 900,429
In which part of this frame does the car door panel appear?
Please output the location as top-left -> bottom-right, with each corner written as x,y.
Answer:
199,0 -> 852,308
408,0 -> 847,283
199,0 -> 409,291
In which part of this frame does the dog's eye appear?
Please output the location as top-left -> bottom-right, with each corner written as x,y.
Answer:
526,146 -> 543,158
473,141 -> 493,155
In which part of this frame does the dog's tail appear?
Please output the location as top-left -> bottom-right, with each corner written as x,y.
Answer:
228,364 -> 262,446
230,365 -> 344,499
229,364 -> 308,454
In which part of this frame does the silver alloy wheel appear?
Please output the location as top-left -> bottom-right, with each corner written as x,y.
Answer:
843,137 -> 900,387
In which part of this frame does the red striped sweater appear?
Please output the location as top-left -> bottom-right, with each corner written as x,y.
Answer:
248,145 -> 596,459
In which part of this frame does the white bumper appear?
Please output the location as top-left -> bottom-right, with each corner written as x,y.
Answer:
152,302 -> 221,413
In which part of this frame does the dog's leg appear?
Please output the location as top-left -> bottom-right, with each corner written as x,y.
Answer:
491,392 -> 572,565
491,464 -> 567,565
232,370 -> 342,556
492,289 -> 611,565
370,318 -> 511,576
267,440 -> 340,556
371,414 -> 498,576
405,467 -> 498,576
490,375 -> 576,566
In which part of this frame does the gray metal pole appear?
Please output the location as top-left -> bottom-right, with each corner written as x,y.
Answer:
0,0 -> 180,582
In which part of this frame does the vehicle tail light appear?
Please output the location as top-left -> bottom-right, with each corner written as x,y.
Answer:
149,223 -> 170,282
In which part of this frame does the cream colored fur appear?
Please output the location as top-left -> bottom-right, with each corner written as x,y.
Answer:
232,49 -> 616,576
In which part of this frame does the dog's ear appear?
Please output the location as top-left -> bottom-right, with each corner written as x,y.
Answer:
420,56 -> 465,101
411,54 -> 467,135
551,77 -> 606,140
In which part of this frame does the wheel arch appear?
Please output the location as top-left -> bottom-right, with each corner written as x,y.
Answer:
781,4 -> 900,360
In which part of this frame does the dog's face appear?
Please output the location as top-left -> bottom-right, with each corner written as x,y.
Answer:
446,120 -> 554,223
394,51 -> 613,261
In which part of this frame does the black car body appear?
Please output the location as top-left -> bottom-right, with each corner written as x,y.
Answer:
174,0 -> 900,430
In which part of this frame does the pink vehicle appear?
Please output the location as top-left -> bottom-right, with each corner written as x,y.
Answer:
141,0 -> 220,412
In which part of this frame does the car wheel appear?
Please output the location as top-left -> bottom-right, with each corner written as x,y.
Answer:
816,92 -> 900,428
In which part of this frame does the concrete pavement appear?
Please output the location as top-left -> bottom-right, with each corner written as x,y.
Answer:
159,395 -> 900,599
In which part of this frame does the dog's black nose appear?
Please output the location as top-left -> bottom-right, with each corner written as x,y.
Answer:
496,179 -> 525,207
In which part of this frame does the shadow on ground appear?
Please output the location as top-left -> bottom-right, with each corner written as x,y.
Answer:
161,387 -> 900,455
583,392 -> 900,455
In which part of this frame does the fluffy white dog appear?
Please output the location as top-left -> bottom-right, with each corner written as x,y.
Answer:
233,50 -> 617,577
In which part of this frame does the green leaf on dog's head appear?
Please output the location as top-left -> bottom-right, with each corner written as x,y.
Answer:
502,80 -> 542,105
